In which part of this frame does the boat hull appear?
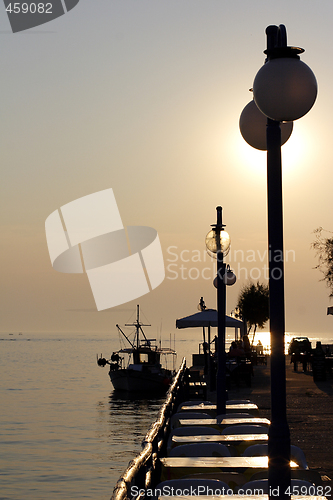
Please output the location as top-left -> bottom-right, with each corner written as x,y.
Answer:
109,368 -> 171,393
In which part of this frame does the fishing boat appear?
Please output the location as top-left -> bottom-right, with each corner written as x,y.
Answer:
97,305 -> 176,393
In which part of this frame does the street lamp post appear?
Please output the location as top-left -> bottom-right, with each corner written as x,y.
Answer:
239,25 -> 317,498
205,206 -> 232,415
266,108 -> 291,500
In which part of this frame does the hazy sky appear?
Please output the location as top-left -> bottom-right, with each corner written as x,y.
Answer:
1,0 -> 333,339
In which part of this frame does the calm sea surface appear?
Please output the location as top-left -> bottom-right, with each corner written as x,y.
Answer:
1,329 -> 332,500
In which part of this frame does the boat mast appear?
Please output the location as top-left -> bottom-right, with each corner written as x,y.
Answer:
125,305 -> 151,349
136,304 -> 140,349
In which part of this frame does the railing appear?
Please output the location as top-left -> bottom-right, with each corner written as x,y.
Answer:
111,357 -> 187,500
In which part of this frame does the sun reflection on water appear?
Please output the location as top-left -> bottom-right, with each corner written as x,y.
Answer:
226,330 -> 300,355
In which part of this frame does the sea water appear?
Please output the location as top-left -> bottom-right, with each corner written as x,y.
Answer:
1,330 -> 332,500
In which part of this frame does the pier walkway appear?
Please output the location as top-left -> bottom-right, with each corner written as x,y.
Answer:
206,356 -> 333,480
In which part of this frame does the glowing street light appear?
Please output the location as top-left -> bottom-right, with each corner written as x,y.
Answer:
240,24 -> 317,499
205,206 -> 236,415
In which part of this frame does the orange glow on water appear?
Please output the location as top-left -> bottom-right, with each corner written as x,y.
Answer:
226,330 -> 299,355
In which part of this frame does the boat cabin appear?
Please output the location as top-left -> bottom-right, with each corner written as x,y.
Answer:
132,343 -> 161,366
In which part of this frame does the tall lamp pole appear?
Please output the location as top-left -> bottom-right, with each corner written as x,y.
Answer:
205,207 -> 235,415
240,25 -> 317,498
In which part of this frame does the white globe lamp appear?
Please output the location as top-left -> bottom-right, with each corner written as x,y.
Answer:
239,99 -> 293,150
205,229 -> 230,259
253,57 -> 317,122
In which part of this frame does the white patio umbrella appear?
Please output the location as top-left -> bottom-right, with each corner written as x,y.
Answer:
176,309 -> 245,357
176,309 -> 244,329
176,309 -> 245,385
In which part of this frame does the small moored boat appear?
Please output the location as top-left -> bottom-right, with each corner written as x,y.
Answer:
97,305 -> 177,394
